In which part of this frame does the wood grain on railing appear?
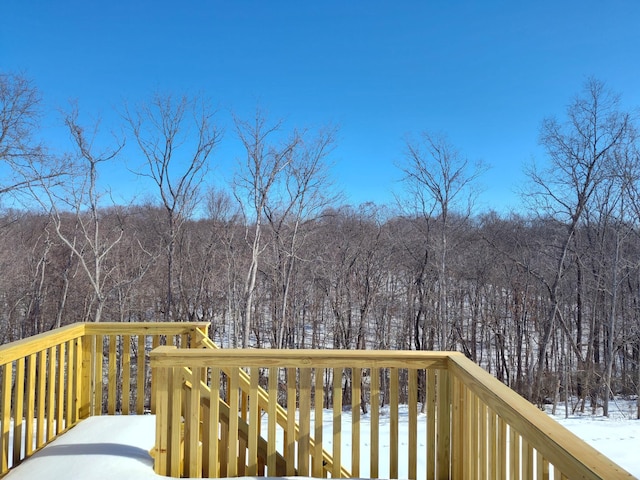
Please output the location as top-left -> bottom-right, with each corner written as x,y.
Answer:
0,322 -> 209,477
447,352 -> 634,479
0,324 -> 85,475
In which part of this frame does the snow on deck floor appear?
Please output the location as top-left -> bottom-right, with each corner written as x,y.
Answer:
5,411 -> 640,479
5,415 -> 162,480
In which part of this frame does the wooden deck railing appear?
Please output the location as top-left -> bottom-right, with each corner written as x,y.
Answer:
2,323 -> 635,479
0,322 -> 209,476
150,347 -> 634,480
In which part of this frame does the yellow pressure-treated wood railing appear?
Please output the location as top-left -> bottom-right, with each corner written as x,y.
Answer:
150,347 -> 634,480
0,322 -> 209,476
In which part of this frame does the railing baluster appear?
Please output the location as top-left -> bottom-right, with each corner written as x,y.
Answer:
312,367 -> 324,478
299,367 -> 312,476
390,367 -> 399,479
468,388 -> 476,478
169,367 -> 182,477
36,350 -> 46,447
267,366 -> 278,476
208,366 -> 220,478
480,401 -> 487,479
188,366 -> 202,477
227,368 -> 239,477
56,342 -> 65,434
513,428 -> 521,479
66,339 -> 75,427
107,335 -> 117,415
370,366 -> 380,479
332,367 -> 343,479
136,335 -> 145,414
286,367 -> 296,475
25,353 -> 36,457
248,366 -> 259,476
13,357 -> 25,467
524,438 -> 534,479
1,362 -> 12,473
426,368 -> 436,479
122,335 -> 131,415
352,367 -> 361,478
94,335 -> 103,415
150,335 -> 159,414
488,407 -> 497,479
408,367 -> 418,480
46,346 -> 56,440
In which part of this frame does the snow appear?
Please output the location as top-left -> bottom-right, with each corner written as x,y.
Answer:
5,415 -> 160,480
5,405 -> 640,479
547,400 -> 640,479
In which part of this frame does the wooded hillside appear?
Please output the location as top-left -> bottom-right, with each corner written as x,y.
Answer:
1,72 -> 639,413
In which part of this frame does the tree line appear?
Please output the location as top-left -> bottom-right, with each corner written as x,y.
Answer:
1,72 -> 639,415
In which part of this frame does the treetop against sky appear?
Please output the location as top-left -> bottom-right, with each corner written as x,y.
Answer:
1,1 -> 639,212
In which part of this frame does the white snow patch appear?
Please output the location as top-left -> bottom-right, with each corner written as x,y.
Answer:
5,405 -> 639,479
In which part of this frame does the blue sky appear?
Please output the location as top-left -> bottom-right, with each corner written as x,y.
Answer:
2,1 -> 640,213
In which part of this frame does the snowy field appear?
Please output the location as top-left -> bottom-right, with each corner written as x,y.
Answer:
546,399 -> 639,478
5,402 -> 640,479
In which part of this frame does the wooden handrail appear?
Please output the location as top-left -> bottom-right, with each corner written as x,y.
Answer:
191,331 -> 351,477
0,321 -> 211,477
447,352 -> 634,480
0,324 -> 85,365
2,323 -> 635,479
151,345 -> 635,480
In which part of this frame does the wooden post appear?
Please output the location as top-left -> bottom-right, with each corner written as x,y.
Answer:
332,367 -> 343,479
408,368 -> 418,480
299,367 -> 312,476
25,354 -> 36,457
267,367 -> 278,476
1,363 -> 12,474
12,358 -> 25,467
286,367 -> 296,476
153,363 -> 169,475
79,335 -> 93,419
122,335 -> 131,415
437,368 -> 451,480
370,367 -> 380,479
390,367 -> 399,479
248,366 -> 260,476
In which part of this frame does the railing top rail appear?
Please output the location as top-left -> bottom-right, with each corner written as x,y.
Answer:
447,352 -> 634,480
84,322 -> 209,336
0,322 -> 211,365
150,346 -> 451,369
0,323 -> 85,364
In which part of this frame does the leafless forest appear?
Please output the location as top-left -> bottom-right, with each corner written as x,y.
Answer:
1,72 -> 639,414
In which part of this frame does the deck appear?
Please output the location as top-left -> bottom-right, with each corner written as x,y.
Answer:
0,322 -> 635,479
5,416 -> 157,480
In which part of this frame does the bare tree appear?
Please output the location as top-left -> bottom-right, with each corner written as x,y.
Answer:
263,126 -> 338,348
125,93 -> 222,321
233,109 -> 300,347
400,132 -> 486,350
30,106 -> 127,323
527,78 -> 633,403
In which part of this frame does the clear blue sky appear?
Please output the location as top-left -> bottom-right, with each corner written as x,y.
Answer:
2,1 -> 640,213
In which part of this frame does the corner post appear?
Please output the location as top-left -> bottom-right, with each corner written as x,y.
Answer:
437,361 -> 452,480
78,332 -> 93,419
151,345 -> 175,476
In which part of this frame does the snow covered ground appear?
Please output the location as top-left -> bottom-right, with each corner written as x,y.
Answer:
546,399 -> 639,478
5,402 -> 639,479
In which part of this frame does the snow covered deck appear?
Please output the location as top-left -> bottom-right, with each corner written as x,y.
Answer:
4,416 -> 159,480
4,411 -> 640,479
